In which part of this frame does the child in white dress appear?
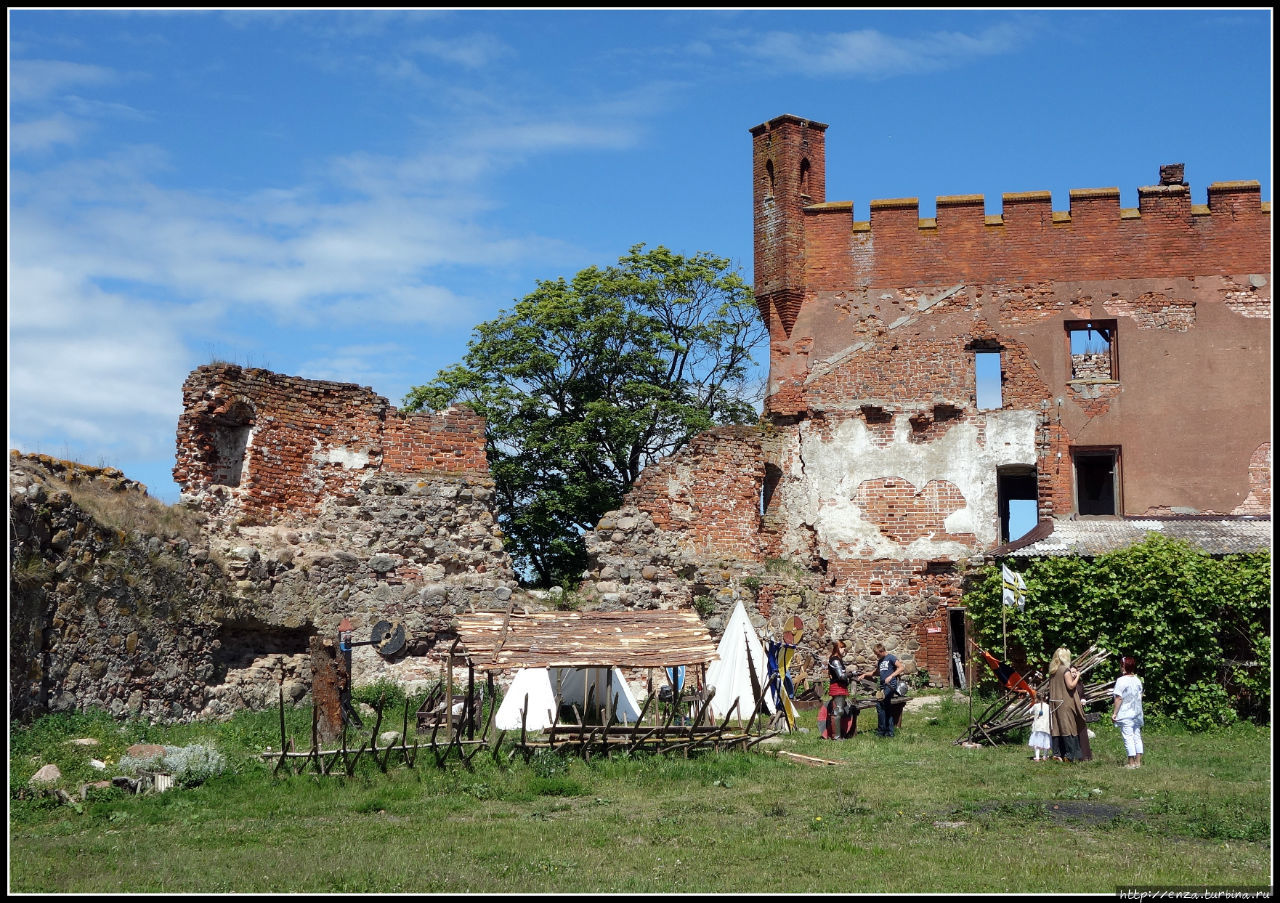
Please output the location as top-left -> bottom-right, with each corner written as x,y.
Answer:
1028,691 -> 1052,761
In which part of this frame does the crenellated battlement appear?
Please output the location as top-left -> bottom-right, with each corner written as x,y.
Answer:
818,181 -> 1265,232
798,177 -> 1267,289
753,113 -> 1269,328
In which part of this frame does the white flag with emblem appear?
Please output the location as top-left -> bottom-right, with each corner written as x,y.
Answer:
1002,564 -> 1026,609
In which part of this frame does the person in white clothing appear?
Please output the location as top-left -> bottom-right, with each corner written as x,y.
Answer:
1028,690 -> 1052,761
1111,655 -> 1145,768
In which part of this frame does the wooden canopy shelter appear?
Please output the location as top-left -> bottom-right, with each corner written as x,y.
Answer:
454,609 -> 719,672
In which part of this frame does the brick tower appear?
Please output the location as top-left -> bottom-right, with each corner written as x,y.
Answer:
750,114 -> 828,341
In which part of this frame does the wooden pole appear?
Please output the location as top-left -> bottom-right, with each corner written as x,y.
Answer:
1002,602 -> 1007,660
466,663 -> 476,740
482,672 -> 496,742
445,639 -> 459,743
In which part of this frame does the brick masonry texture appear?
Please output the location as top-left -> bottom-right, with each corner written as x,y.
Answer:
11,364 -> 524,723
8,118 -> 1272,718
174,363 -> 488,524
577,115 -> 1271,690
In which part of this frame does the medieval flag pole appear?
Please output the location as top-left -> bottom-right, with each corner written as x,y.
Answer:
1001,563 -> 1027,659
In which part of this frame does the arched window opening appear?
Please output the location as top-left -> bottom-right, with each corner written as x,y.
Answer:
799,158 -> 811,197
765,159 -> 775,196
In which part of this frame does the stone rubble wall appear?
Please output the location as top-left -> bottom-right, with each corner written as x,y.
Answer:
11,370 -> 528,723
575,425 -> 943,689
9,453 -> 236,722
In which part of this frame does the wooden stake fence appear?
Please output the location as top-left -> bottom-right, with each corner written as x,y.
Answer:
265,673 -> 781,776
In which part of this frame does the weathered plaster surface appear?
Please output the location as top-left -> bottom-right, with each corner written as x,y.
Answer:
777,411 -> 1037,561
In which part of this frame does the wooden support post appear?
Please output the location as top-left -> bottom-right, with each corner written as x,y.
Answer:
520,692 -> 529,751
548,694 -> 563,745
402,697 -> 415,768
445,639 -> 460,743
605,669 -> 614,728
466,663 -> 476,740
309,634 -> 347,746
275,677 -> 288,775
482,672 -> 496,742
309,704 -> 321,774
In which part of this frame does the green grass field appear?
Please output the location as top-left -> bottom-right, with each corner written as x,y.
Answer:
9,693 -> 1271,893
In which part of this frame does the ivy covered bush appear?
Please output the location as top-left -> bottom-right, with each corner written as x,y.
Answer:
964,534 -> 1269,731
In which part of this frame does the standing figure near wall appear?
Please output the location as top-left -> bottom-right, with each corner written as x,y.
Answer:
859,643 -> 906,738
825,641 -> 855,739
1047,647 -> 1087,761
1111,655 -> 1145,768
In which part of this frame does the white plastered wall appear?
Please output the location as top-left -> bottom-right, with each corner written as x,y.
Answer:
778,409 -> 1038,562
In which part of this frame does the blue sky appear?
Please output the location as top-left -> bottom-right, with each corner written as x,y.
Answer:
9,9 -> 1273,524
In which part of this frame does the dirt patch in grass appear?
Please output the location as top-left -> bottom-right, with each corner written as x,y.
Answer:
964,800 -> 1141,826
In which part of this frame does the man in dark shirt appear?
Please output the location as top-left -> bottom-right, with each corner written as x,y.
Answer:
858,643 -> 906,737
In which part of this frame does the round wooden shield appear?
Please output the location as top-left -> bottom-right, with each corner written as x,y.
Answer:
783,615 -> 804,645
371,620 -> 406,657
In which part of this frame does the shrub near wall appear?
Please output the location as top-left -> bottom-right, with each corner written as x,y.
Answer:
964,534 -> 1270,730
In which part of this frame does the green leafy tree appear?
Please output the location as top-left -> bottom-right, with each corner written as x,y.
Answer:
404,244 -> 766,586
964,534 -> 1270,730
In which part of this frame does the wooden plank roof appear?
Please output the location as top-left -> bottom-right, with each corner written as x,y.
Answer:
455,609 -> 719,671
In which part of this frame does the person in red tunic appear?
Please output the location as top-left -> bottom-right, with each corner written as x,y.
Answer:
825,641 -> 854,739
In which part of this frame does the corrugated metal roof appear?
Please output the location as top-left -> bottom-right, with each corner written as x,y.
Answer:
455,609 -> 719,672
995,516 -> 1271,558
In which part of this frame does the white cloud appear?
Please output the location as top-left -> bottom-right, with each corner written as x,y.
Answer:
741,22 -> 1029,78
63,94 -> 149,121
406,33 -> 513,69
10,58 -> 119,103
7,264 -> 189,453
10,113 -> 85,153
465,120 -> 640,154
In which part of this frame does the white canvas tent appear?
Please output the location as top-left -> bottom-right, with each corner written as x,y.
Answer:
705,600 -> 776,722
494,666 -> 644,731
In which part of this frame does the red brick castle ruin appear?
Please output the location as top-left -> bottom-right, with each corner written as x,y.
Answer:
580,114 -> 1270,685
9,115 -> 1270,722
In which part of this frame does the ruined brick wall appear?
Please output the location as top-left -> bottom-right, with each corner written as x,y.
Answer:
11,365 -> 527,723
603,115 -> 1260,686
1232,442 -> 1272,516
799,183 -> 1267,290
168,365 -> 520,710
9,448 -> 525,723
174,364 -> 487,524
579,427 -> 766,608
625,426 -> 766,562
746,114 -> 1271,682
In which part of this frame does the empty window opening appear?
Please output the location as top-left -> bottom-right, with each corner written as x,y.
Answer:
1073,448 -> 1120,516
1067,320 -> 1117,381
997,465 -> 1038,542
799,158 -> 811,197
765,159 -> 775,196
211,401 -> 254,488
761,463 -> 782,516
948,607 -> 968,689
975,351 -> 1003,409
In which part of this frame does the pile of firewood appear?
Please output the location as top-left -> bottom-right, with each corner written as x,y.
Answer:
956,645 -> 1116,746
